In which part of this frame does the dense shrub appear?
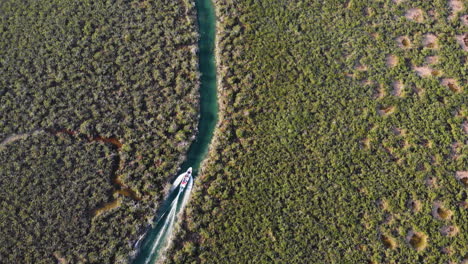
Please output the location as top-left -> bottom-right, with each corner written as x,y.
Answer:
167,0 -> 467,263
0,0 -> 199,262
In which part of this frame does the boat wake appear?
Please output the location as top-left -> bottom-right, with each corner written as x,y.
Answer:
133,168 -> 193,264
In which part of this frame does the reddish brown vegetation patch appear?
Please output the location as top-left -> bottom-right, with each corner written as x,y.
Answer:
113,176 -> 142,201
91,136 -> 123,149
405,8 -> 425,22
46,129 -> 143,216
91,198 -> 122,217
48,128 -> 124,149
462,121 -> 468,134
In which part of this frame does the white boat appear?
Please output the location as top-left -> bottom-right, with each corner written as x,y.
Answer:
180,167 -> 192,189
170,167 -> 193,192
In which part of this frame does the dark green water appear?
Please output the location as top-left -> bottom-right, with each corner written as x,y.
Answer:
132,0 -> 217,262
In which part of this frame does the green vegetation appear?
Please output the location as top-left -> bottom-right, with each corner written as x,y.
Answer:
0,0 -> 199,262
167,0 -> 467,263
0,132 -> 115,262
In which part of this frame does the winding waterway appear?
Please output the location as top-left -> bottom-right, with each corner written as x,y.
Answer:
132,0 -> 218,262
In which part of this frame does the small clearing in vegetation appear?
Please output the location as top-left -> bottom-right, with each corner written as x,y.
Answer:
432,201 -> 453,220
407,231 -> 428,251
408,199 -> 422,212
422,34 -> 439,49
355,63 -> 368,71
455,171 -> 468,187
374,84 -> 386,99
405,8 -> 425,22
386,54 -> 399,67
426,176 -> 438,188
378,106 -> 396,116
413,66 -> 436,77
392,127 -> 407,136
440,225 -> 459,237
455,34 -> 468,51
441,247 -> 454,255
451,142 -> 462,160
425,56 -> 439,64
448,0 -> 464,20
381,234 -> 397,249
392,80 -> 404,96
396,36 -> 412,48
461,15 -> 468,25
361,138 -> 371,149
412,86 -> 425,96
441,78 -> 462,92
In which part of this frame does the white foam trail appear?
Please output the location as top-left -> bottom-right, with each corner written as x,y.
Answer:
180,176 -> 193,211
170,172 -> 186,193
138,173 -> 193,264
143,191 -> 181,264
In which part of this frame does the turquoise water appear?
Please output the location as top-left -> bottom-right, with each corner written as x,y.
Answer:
179,0 -> 218,175
131,0 -> 218,262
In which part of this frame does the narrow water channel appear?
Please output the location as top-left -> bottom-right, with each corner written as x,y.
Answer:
131,0 -> 218,262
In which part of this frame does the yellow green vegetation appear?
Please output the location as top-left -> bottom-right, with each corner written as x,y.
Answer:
167,0 -> 467,263
0,0 -> 199,262
407,231 -> 428,251
381,234 -> 398,249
